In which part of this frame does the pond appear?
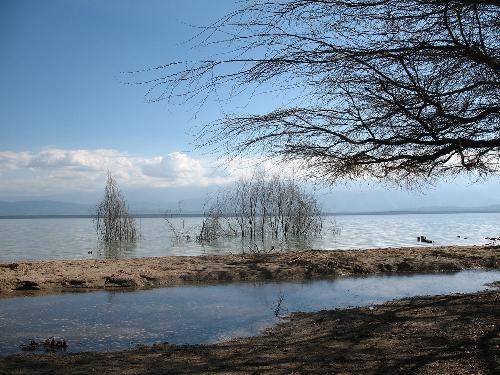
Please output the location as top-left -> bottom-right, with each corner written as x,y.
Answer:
0,212 -> 499,261
0,269 -> 498,356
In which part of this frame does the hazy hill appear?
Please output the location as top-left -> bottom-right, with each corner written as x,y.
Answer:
0,200 -> 204,216
0,200 -> 93,216
0,200 -> 499,217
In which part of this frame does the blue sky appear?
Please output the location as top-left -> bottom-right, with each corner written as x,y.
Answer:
0,0 -> 499,210
0,0 -> 236,154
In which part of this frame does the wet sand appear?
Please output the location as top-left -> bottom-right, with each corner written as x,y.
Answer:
1,245 -> 498,296
1,289 -> 498,374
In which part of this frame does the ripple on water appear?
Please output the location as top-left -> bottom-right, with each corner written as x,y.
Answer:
1,213 -> 500,261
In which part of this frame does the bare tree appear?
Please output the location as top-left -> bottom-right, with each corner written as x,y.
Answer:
94,173 -> 137,242
198,171 -> 322,242
129,0 -> 499,186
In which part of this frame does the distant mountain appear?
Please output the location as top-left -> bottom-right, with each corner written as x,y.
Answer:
0,200 -> 93,216
0,199 -> 205,216
410,204 -> 500,212
0,200 -> 499,217
328,204 -> 500,215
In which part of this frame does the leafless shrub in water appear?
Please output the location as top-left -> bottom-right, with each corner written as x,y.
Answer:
327,218 -> 342,237
93,173 -> 137,243
198,172 -> 322,242
165,217 -> 194,243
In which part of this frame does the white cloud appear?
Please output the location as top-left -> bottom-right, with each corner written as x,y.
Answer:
0,151 -> 31,172
142,152 -> 207,180
27,149 -> 131,171
223,155 -> 309,180
0,148 -> 312,199
0,148 -> 243,196
1,148 -> 498,208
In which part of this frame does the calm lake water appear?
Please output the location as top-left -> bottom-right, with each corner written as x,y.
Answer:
0,213 -> 499,261
0,270 -> 498,356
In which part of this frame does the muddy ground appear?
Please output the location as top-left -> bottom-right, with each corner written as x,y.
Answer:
0,245 -> 498,296
1,289 -> 498,374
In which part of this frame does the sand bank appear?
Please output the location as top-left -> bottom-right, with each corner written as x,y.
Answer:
1,245 -> 498,296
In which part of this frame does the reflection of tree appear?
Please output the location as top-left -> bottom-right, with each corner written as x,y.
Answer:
106,290 -> 117,304
97,240 -> 137,259
273,292 -> 287,318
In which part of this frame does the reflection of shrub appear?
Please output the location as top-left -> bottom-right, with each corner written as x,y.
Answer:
93,173 -> 137,243
273,292 -> 287,318
198,171 -> 322,242
95,240 -> 137,259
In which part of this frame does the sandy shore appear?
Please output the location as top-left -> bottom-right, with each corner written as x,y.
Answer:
1,245 -> 498,296
1,289 -> 498,374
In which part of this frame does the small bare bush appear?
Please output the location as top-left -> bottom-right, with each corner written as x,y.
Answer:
93,173 -> 137,242
165,217 -> 195,243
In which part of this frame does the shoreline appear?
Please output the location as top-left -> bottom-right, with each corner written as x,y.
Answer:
2,208 -> 500,219
1,289 -> 498,374
1,245 -> 498,297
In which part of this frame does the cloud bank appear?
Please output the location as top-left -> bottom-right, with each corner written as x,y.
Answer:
0,148 -> 233,196
0,148 -> 294,198
1,148 -> 499,210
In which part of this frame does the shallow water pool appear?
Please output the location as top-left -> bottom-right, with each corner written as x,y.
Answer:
0,269 -> 498,356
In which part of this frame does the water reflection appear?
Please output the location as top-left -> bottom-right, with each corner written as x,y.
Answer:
0,270 -> 498,356
94,240 -> 137,259
271,292 -> 287,317
1,213 -> 499,261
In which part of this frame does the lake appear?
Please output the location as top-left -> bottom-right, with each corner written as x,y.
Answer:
0,270 -> 498,356
0,212 -> 499,262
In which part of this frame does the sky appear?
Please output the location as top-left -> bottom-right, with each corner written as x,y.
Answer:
0,0 -> 499,212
